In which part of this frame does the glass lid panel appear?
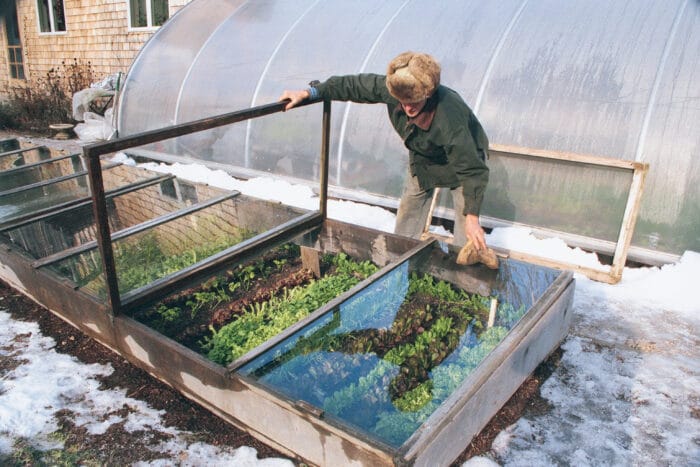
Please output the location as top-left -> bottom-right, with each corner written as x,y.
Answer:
1,176 -> 220,260
42,193 -> 311,299
239,250 -> 559,448
0,154 -> 83,192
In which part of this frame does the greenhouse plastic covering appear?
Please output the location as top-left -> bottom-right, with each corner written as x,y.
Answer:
117,0 -> 700,258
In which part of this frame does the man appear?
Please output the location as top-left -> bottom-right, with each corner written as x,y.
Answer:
280,51 -> 490,252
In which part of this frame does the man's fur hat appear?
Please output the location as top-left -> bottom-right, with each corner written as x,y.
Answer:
386,52 -> 441,102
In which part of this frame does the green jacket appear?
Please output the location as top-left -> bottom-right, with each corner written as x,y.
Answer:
314,73 -> 489,215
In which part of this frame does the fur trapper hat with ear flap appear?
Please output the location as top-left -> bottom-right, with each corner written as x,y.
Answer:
386,51 -> 441,102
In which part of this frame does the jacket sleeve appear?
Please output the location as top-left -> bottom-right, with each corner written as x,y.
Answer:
314,74 -> 394,104
444,125 -> 490,216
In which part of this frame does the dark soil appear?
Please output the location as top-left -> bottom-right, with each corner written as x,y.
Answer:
0,276 -> 561,466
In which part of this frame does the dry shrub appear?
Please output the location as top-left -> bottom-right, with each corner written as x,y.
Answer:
0,58 -> 94,134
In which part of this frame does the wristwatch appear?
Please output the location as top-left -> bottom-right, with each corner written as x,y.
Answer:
308,80 -> 321,100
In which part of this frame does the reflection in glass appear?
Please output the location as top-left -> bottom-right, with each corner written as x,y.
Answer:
240,258 -> 558,447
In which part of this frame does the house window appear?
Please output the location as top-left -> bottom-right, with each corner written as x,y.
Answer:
37,0 -> 66,33
129,0 -> 169,28
8,46 -> 25,79
159,179 -> 198,205
5,2 -> 25,79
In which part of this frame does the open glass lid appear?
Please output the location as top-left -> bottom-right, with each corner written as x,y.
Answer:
237,244 -> 559,448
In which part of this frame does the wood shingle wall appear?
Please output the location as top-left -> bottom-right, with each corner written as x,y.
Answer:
0,0 -> 190,101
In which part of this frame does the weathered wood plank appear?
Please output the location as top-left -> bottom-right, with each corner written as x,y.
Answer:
300,246 -> 321,278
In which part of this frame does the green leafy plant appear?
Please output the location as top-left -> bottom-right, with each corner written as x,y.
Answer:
204,253 -> 378,365
64,228 -> 256,298
132,242 -> 300,342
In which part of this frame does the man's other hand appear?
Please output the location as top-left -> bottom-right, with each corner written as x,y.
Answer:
465,214 -> 487,251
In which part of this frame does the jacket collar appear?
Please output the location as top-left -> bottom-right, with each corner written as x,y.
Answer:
393,93 -> 438,131
409,93 -> 438,130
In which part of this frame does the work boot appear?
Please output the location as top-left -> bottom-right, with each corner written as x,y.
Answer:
456,240 -> 499,269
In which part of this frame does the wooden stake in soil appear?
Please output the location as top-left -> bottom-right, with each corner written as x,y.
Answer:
488,298 -> 498,328
300,246 -> 321,278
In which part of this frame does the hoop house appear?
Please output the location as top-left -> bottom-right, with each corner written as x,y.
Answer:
117,0 -> 700,262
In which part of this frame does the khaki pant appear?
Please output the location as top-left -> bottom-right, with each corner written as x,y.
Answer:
394,173 -> 467,246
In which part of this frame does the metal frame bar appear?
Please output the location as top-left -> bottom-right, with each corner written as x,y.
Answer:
0,174 -> 175,232
0,152 -> 77,175
0,145 -> 44,159
0,161 -> 121,198
84,98 -> 328,315
32,191 -> 240,269
319,100 -> 331,219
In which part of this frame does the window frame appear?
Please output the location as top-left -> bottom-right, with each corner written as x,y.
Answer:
36,0 -> 67,34
8,45 -> 26,79
5,2 -> 26,80
127,0 -> 169,31
158,179 -> 199,205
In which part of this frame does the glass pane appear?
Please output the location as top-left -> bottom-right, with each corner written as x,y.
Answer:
483,153 -> 633,242
130,0 -> 147,27
151,0 -> 169,26
0,177 -> 89,223
43,192 -> 311,298
5,3 -> 21,45
239,249 -> 558,448
0,164 -> 144,225
3,203 -> 95,259
37,0 -> 51,32
52,0 -> 66,31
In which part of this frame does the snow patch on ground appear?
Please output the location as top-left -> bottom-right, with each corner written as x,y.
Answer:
0,312 -> 293,465
487,254 -> 700,467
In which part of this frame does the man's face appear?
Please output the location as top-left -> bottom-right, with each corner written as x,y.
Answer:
400,98 -> 427,118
